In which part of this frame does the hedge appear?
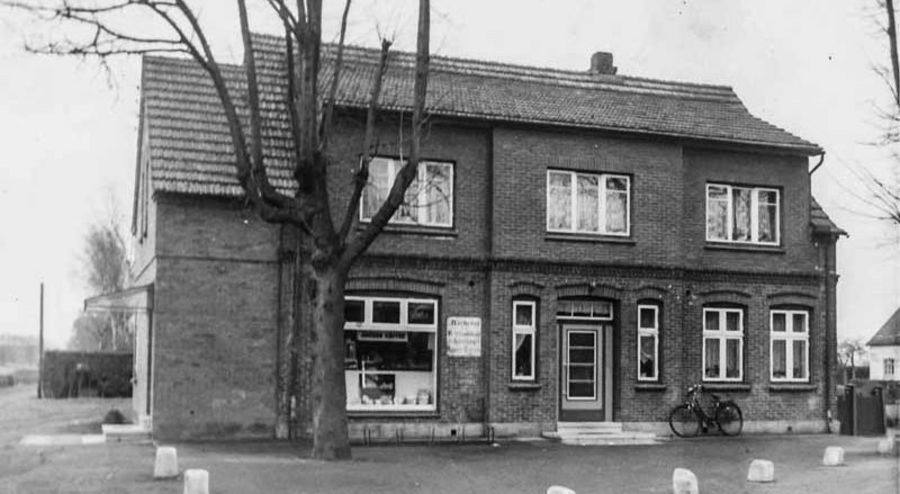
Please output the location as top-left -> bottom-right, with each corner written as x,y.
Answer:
42,351 -> 132,398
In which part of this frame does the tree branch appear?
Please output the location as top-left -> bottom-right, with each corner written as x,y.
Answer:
341,0 -> 429,267
320,0 -> 352,151
337,38 -> 391,241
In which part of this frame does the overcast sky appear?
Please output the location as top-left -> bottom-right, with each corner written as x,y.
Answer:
0,0 -> 897,349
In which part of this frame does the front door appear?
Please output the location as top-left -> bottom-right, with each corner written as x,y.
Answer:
560,324 -> 613,421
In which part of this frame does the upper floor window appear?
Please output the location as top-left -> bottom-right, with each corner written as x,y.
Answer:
547,170 -> 630,236
703,307 -> 743,382
706,184 -> 779,245
361,157 -> 453,228
770,310 -> 809,382
886,358 -> 896,377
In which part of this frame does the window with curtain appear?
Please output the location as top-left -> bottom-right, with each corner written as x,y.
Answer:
360,157 -> 454,228
702,307 -> 744,381
547,170 -> 630,236
512,300 -> 537,380
706,183 -> 779,245
637,304 -> 660,381
770,310 -> 810,382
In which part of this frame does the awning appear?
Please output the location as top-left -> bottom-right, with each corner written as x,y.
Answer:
83,284 -> 154,314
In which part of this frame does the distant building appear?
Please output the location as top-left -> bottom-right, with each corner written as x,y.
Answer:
0,334 -> 38,368
867,308 -> 900,381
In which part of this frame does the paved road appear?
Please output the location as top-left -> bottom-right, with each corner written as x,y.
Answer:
0,385 -> 897,493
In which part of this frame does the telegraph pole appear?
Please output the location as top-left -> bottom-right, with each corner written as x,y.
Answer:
37,282 -> 44,399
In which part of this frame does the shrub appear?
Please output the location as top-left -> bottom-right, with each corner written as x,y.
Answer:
103,409 -> 127,425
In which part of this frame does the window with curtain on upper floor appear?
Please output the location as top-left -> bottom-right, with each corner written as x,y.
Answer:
360,157 -> 454,228
706,183 -> 779,245
547,170 -> 630,236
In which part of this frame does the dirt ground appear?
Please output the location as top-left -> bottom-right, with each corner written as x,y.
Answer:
0,384 -> 897,493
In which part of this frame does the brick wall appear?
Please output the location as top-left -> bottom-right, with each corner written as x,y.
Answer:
140,117 -> 835,439
327,115 -> 491,260
151,197 -> 280,440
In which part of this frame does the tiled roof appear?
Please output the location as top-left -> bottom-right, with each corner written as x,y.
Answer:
141,33 -> 823,197
810,197 -> 846,236
868,307 -> 900,347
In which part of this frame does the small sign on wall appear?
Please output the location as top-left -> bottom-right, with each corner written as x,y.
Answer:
446,317 -> 482,357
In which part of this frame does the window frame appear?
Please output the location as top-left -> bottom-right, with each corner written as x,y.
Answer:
886,358 -> 896,378
512,300 -> 537,381
702,307 -> 744,382
769,309 -> 810,382
705,183 -> 780,245
637,304 -> 660,382
359,156 -> 455,228
546,169 -> 631,236
343,295 -> 439,413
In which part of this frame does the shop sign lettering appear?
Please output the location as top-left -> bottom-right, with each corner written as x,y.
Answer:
446,317 -> 481,357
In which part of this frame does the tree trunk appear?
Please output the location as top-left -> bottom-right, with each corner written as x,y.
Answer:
304,262 -> 351,460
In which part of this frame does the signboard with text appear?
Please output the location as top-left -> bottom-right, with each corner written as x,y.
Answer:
446,317 -> 481,357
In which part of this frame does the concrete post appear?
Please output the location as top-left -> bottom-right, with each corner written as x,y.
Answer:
183,469 -> 209,494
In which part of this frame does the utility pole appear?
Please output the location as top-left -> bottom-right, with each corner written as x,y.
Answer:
37,282 -> 43,399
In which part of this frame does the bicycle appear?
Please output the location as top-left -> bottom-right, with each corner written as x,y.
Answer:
668,384 -> 743,437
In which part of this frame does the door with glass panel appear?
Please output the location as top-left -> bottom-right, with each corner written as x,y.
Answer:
560,324 -> 611,421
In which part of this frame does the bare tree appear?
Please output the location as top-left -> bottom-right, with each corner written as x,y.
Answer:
855,0 -> 900,225
76,198 -> 133,351
4,0 -> 431,459
838,338 -> 867,382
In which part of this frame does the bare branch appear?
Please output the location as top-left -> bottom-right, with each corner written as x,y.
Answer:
237,0 -> 293,209
320,0 -> 352,151
337,38 -> 391,242
342,0 -> 430,266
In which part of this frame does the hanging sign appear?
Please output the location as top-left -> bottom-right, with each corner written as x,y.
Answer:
446,317 -> 482,357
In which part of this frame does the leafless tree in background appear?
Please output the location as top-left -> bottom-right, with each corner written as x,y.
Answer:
72,198 -> 133,351
3,0 -> 432,460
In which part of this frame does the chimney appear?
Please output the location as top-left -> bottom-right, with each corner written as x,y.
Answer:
589,51 -> 617,75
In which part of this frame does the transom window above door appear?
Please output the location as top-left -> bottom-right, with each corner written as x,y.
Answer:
547,170 -> 630,236
706,183 -> 779,245
360,157 -> 454,228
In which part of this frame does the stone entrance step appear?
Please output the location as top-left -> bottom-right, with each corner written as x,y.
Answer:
102,423 -> 152,444
543,422 -> 662,446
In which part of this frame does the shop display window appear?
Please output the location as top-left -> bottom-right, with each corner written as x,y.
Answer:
344,296 -> 437,412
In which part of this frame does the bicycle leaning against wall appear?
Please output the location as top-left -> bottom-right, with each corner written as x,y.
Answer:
668,384 -> 743,437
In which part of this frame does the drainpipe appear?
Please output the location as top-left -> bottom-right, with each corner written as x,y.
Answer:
822,235 -> 838,433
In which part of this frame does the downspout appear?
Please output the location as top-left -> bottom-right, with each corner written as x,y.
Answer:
823,234 -> 838,433
482,128 -> 495,439
274,225 -> 286,439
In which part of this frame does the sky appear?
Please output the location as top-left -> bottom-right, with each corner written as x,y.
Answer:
0,0 -> 898,350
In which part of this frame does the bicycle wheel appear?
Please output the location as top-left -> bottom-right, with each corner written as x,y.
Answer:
715,401 -> 743,436
668,404 -> 701,437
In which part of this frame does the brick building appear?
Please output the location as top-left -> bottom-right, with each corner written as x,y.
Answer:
116,35 -> 845,441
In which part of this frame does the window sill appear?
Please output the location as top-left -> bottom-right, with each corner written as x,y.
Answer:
701,382 -> 752,392
634,382 -> 667,392
358,224 -> 458,237
545,233 -> 635,245
348,410 -> 440,419
704,243 -> 785,254
508,382 -> 543,391
769,383 -> 817,392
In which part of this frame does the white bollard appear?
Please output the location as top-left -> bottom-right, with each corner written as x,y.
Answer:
183,469 -> 209,494
822,446 -> 845,466
672,468 -> 698,494
877,438 -> 895,455
546,486 -> 576,494
746,459 -> 775,482
153,446 -> 179,479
